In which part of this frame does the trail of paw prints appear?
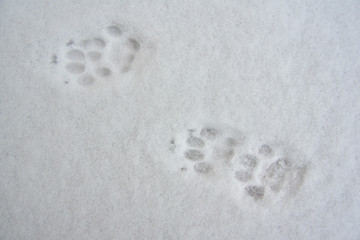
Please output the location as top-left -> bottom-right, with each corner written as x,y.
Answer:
171,124 -> 309,202
52,24 -> 142,88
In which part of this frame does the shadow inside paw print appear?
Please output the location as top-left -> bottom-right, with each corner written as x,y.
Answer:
235,169 -> 252,182
258,144 -> 273,157
200,127 -> 217,140
194,162 -> 212,174
184,149 -> 204,161
245,185 -> 265,200
186,136 -> 205,148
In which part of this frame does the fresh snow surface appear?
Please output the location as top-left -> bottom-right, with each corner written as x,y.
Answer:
1,0 -> 360,239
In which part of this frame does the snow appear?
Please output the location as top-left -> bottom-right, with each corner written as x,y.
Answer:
1,0 -> 360,239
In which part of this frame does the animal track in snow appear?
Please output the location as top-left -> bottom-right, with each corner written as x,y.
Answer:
263,158 -> 292,191
171,124 -> 245,179
171,123 -> 309,202
107,25 -> 123,37
245,185 -> 265,200
53,24 -> 143,88
184,149 -> 204,161
258,144 -> 273,157
66,49 -> 86,61
194,162 -> 212,174
186,136 -> 205,148
65,62 -> 85,74
234,169 -> 252,182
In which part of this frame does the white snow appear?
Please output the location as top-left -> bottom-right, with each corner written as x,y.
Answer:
1,0 -> 360,239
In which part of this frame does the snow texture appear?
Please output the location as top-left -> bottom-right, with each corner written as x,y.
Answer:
1,0 -> 360,239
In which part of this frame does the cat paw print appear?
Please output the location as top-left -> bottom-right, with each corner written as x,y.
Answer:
53,24 -> 142,88
183,128 -> 213,174
102,25 -> 141,74
229,152 -> 266,200
261,153 -> 308,197
236,143 -> 307,200
170,127 -> 216,175
233,154 -> 258,182
172,124 -> 245,176
263,157 -> 292,191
